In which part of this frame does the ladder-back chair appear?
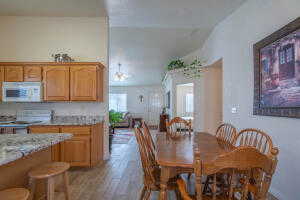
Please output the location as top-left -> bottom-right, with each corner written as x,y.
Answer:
134,127 -> 180,200
142,121 -> 156,151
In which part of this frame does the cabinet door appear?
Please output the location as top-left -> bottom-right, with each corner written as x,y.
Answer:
24,66 -> 42,81
43,66 -> 69,101
70,66 -> 97,101
0,67 -> 4,101
61,126 -> 91,166
28,126 -> 61,162
91,123 -> 103,166
5,66 -> 23,82
61,136 -> 91,167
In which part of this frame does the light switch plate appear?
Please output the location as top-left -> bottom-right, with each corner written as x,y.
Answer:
231,107 -> 237,114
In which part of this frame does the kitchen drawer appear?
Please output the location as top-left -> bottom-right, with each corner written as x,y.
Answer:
60,126 -> 91,136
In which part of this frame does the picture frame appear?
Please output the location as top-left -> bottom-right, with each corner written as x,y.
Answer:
253,17 -> 300,118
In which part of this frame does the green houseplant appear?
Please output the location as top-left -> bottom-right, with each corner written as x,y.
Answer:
167,59 -> 186,71
166,58 -> 204,78
109,110 -> 123,128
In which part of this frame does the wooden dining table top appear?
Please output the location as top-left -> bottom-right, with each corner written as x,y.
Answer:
155,132 -> 235,168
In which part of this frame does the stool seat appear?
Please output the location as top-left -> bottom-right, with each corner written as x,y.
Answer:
0,188 -> 30,200
29,162 -> 70,179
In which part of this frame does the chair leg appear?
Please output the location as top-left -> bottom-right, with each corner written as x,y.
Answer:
203,176 -> 212,195
187,173 -> 192,179
139,186 -> 147,200
63,171 -> 71,200
144,189 -> 151,200
46,177 -> 55,200
175,188 -> 182,200
28,177 -> 36,200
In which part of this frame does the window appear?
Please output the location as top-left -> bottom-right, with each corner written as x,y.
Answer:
286,47 -> 293,63
109,93 -> 127,112
279,51 -> 285,64
185,93 -> 194,113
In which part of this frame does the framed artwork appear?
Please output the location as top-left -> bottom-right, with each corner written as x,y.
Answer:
254,17 -> 300,118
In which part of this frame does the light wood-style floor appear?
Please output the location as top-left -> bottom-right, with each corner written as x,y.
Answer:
56,130 -> 278,200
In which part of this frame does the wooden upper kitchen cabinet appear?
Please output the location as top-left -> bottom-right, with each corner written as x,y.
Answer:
28,126 -> 61,162
0,67 -> 4,101
43,66 -> 70,101
70,66 -> 97,101
4,66 -> 24,82
24,66 -> 42,81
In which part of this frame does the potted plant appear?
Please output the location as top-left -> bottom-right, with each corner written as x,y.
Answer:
109,110 -> 123,152
167,59 -> 186,71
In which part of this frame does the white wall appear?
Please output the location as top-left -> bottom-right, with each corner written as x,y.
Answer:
183,0 -> 300,199
0,16 -> 110,159
109,85 -> 164,125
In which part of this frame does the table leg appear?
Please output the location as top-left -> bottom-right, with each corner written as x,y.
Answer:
159,166 -> 170,200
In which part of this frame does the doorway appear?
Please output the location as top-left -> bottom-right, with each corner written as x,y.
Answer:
176,83 -> 194,120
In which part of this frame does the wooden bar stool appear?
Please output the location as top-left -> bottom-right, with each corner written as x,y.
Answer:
0,188 -> 30,200
28,162 -> 70,200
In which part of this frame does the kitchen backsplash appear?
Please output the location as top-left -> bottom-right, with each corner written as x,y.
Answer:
0,102 -> 107,116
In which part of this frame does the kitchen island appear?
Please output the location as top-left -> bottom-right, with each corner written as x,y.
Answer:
0,133 -> 72,199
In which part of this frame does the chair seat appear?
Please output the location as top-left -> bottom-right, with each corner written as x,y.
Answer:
0,188 -> 30,200
29,162 -> 70,179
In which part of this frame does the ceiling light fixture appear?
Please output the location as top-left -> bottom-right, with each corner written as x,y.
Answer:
114,63 -> 128,81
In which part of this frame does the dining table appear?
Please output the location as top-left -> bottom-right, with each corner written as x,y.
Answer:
155,132 -> 234,200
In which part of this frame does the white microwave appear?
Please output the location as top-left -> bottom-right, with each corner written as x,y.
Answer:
2,82 -> 43,102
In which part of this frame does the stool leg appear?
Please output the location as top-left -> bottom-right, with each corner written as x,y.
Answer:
28,177 -> 36,200
46,177 -> 55,200
63,171 -> 71,200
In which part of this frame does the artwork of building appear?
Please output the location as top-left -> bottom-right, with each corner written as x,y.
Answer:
260,30 -> 300,107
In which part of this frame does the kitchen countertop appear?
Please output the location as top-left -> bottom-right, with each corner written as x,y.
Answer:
0,133 -> 72,166
0,115 -> 105,127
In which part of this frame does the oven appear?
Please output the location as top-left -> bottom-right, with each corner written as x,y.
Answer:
2,82 -> 42,102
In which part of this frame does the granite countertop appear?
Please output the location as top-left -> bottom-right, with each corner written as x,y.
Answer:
0,133 -> 72,166
0,115 -> 105,127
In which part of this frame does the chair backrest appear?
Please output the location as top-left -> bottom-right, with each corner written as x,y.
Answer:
234,128 -> 278,157
166,117 -> 192,138
142,121 -> 156,151
215,123 -> 238,145
194,146 -> 278,200
134,127 -> 158,186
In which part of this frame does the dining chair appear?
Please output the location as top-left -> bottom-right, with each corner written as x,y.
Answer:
134,127 -> 181,200
202,123 -> 238,193
233,128 -> 279,157
233,129 -> 279,199
177,146 -> 278,200
166,117 -> 192,138
142,121 -> 156,151
215,123 -> 238,145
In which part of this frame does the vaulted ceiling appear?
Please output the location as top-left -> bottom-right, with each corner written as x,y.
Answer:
108,0 -> 246,86
0,0 -> 246,86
